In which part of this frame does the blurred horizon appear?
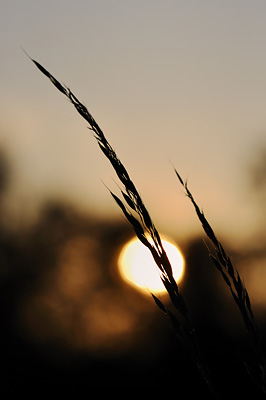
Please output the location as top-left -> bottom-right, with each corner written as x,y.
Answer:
0,187 -> 265,394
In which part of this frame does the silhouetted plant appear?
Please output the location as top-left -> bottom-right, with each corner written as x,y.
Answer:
27,53 -> 266,398
175,171 -> 266,394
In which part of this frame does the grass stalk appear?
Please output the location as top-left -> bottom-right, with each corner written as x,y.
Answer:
27,54 -> 218,396
175,170 -> 266,395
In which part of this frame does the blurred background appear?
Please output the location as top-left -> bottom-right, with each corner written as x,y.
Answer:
1,0 -> 266,396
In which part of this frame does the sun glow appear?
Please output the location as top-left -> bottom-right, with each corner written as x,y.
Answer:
118,236 -> 184,294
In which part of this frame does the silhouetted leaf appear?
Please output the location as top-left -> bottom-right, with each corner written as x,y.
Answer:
210,255 -> 231,287
121,191 -> 136,210
174,169 -> 184,186
31,58 -> 68,96
135,230 -> 152,250
110,191 -> 127,214
126,213 -> 145,235
152,294 -> 166,313
245,289 -> 254,320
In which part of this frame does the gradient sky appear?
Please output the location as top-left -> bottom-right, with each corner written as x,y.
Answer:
1,0 -> 266,244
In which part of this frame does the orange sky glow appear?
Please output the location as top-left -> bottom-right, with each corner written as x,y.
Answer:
1,0 -> 266,246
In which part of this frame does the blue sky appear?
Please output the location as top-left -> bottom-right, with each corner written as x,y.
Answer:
1,0 -> 266,243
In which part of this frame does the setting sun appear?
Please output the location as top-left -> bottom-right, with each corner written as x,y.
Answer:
118,236 -> 184,294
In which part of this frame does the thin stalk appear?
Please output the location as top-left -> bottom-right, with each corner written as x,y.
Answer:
27,54 -> 217,397
175,170 -> 266,395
